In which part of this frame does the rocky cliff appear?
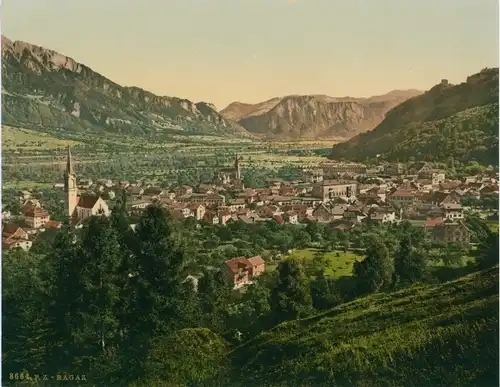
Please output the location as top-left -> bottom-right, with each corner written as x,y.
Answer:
220,90 -> 422,140
1,36 -> 250,138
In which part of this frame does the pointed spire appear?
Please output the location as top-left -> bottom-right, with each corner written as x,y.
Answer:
66,146 -> 75,175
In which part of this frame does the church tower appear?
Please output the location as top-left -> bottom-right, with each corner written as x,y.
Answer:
235,154 -> 241,181
64,146 -> 78,218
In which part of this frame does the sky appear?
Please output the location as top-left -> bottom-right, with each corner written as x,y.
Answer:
2,0 -> 499,109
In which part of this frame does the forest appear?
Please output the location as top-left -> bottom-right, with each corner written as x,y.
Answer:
2,192 -> 499,386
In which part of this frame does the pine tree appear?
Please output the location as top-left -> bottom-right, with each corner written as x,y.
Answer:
353,236 -> 393,294
270,258 -> 313,322
121,205 -> 190,381
2,249 -> 51,377
394,233 -> 428,285
197,269 -> 232,334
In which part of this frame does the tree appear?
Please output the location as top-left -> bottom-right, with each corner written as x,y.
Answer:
270,259 -> 313,322
353,236 -> 393,294
197,269 -> 232,334
122,205 -> 191,381
310,273 -> 341,310
394,233 -> 428,285
2,249 -> 51,378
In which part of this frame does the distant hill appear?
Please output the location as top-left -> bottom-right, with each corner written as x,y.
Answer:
1,36 -> 251,139
329,68 -> 499,164
225,266 -> 499,386
220,90 -> 422,140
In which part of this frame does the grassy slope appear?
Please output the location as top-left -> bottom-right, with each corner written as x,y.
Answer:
227,266 -> 499,387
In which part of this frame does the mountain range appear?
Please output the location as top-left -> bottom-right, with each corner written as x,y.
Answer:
1,36 -> 250,139
329,68 -> 499,164
2,36 -> 421,141
220,90 -> 422,139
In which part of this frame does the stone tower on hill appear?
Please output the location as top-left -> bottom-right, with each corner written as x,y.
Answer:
64,146 -> 78,218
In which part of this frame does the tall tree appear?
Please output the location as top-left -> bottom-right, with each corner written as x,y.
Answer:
353,236 -> 393,294
270,258 -> 313,322
121,205 -> 190,381
197,269 -> 232,334
394,233 -> 428,285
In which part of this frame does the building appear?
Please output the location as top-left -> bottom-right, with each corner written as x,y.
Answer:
384,163 -> 405,176
311,180 -> 357,201
2,223 -> 32,251
430,219 -> 470,245
23,207 -> 50,229
302,168 -> 324,183
441,203 -> 464,220
177,193 -> 226,207
389,190 -> 418,207
321,162 -> 367,176
215,154 -> 242,185
64,147 -> 110,221
223,256 -> 265,289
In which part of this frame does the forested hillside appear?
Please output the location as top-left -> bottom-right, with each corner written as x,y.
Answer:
330,68 -> 499,164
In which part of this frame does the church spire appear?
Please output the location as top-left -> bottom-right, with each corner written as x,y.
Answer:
66,146 -> 75,175
235,153 -> 241,180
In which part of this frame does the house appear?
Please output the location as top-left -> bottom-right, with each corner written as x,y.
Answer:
389,190 -> 418,207
311,180 -> 357,201
384,162 -> 405,176
312,204 -> 334,223
441,203 -> 464,220
223,256 -> 265,289
368,207 -> 397,223
302,168 -> 324,183
74,195 -> 110,220
188,203 -> 206,221
430,219 -> 470,245
2,223 -> 32,251
23,207 -> 50,229
175,185 -> 194,196
44,220 -> 63,230
283,211 -> 299,224
203,211 -> 220,224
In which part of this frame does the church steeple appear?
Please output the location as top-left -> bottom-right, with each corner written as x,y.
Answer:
235,153 -> 241,180
66,146 -> 75,175
64,146 -> 78,218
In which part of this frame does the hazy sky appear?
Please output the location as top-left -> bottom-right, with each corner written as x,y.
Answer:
2,0 -> 499,109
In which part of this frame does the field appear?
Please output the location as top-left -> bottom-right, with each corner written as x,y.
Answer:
2,125 -> 81,150
2,125 -> 336,189
272,248 -> 363,279
228,266 -> 499,386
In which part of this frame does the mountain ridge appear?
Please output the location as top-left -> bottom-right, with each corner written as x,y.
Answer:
329,68 -> 499,164
1,36 -> 252,139
220,90 -> 423,140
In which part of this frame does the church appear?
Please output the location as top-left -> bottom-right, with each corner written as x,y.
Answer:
64,147 -> 110,221
215,154 -> 242,185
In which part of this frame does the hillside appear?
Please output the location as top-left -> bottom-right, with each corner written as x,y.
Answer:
225,266 -> 499,386
220,90 -> 422,140
329,68 -> 499,164
1,36 -> 251,139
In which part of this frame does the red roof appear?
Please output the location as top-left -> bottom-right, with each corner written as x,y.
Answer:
45,220 -> 62,229
225,257 -> 253,274
247,256 -> 265,266
273,215 -> 285,225
24,208 -> 49,218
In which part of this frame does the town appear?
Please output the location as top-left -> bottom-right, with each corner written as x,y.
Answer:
3,146 -> 498,289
